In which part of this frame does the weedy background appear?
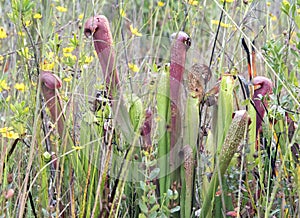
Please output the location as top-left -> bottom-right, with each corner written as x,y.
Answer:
0,0 -> 299,217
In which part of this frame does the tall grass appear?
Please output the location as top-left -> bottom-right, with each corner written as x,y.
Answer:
0,0 -> 299,217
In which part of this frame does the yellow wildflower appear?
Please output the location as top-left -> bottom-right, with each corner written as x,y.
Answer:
128,63 -> 139,73
120,8 -> 126,18
63,76 -> 72,82
63,47 -> 74,53
63,52 -> 71,57
31,81 -> 37,87
282,0 -> 290,6
211,20 -> 219,25
63,53 -> 77,60
93,50 -> 98,57
158,1 -> 165,7
33,13 -> 42,19
0,27 -> 8,39
270,13 -> 277,21
14,83 -> 26,92
266,2 -> 271,6
56,6 -> 68,12
221,22 -> 232,28
211,20 -> 232,28
6,95 -> 11,102
18,47 -> 30,59
78,13 -> 84,20
25,20 -> 32,27
48,52 -> 55,58
84,56 -> 94,64
18,31 -> 25,36
188,0 -> 198,6
221,0 -> 234,2
0,55 -> 3,61
41,60 -> 55,71
297,9 -> 300,14
72,145 -> 84,150
0,127 -> 13,133
0,79 -> 9,92
129,25 -> 142,37
2,131 -> 19,139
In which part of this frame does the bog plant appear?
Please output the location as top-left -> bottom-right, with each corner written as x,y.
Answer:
0,0 -> 300,217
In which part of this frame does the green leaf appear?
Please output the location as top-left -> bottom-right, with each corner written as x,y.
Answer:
139,200 -> 149,214
140,181 -> 146,191
149,168 -> 160,180
170,206 -> 180,213
161,205 -> 170,214
240,99 -> 250,107
146,159 -> 157,167
43,152 -> 51,161
10,104 -> 17,113
200,110 -> 249,218
125,94 -> 143,132
149,204 -> 160,213
160,212 -> 168,218
138,213 -> 147,218
172,189 -> 178,200
149,195 -> 156,205
149,211 -> 158,218
142,196 -> 148,203
167,189 -> 173,198
295,15 -> 300,29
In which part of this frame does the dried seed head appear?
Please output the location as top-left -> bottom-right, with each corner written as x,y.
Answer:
188,64 -> 212,100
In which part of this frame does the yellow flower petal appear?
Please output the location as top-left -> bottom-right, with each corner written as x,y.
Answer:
220,22 -> 232,28
0,127 -> 13,133
6,95 -> 11,102
211,20 -> 219,25
0,55 -> 3,61
18,47 -> 31,59
65,54 -> 77,61
18,31 -> 25,36
31,81 -> 37,87
188,0 -> 198,6
84,56 -> 94,64
78,13 -> 84,20
72,145 -> 84,150
211,20 -> 232,28
221,0 -> 234,2
2,131 -> 19,139
120,8 -> 126,18
56,6 -> 68,12
128,63 -> 139,73
282,0 -> 290,6
0,27 -> 8,39
25,20 -> 32,27
63,77 -> 72,82
266,2 -> 271,6
14,83 -> 26,92
158,1 -> 165,7
0,80 -> 9,90
41,60 -> 55,71
129,25 -> 142,37
270,13 -> 277,21
33,13 -> 42,19
63,47 -> 74,53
